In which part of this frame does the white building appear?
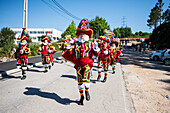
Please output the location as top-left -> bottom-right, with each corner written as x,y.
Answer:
11,28 -> 62,44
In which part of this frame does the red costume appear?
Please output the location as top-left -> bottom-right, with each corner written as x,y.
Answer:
97,33 -> 111,82
60,35 -> 72,63
62,19 -> 100,105
38,37 -> 51,72
14,28 -> 30,80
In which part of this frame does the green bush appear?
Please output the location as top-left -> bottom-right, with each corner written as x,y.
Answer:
0,44 -> 17,58
29,43 -> 40,56
51,42 -> 61,52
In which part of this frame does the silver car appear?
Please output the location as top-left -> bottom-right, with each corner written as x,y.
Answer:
160,49 -> 170,65
149,49 -> 167,61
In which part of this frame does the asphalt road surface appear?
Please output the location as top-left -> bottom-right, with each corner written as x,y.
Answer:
0,58 -> 134,113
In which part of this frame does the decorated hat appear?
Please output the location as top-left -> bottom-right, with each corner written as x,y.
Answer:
45,32 -> 52,42
98,36 -> 110,42
64,35 -> 71,39
17,28 -> 30,41
41,36 -> 50,42
110,32 -> 118,43
76,19 -> 93,38
103,29 -> 112,37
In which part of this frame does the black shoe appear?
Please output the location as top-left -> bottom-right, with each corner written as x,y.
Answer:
102,77 -> 107,82
44,70 -> 48,73
78,96 -> 84,105
97,75 -> 101,81
85,92 -> 90,101
21,76 -> 26,80
112,71 -> 115,74
52,63 -> 54,66
49,65 -> 51,70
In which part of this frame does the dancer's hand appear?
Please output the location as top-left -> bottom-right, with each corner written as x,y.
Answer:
20,50 -> 24,54
104,50 -> 109,55
66,45 -> 71,49
48,50 -> 52,53
94,47 -> 100,52
38,47 -> 42,51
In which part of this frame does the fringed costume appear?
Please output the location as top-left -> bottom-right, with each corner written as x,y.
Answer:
13,28 -> 30,80
62,19 -> 100,105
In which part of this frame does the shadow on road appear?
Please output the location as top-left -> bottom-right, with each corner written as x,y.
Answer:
165,73 -> 170,76
159,79 -> 170,91
24,87 -> 79,105
61,75 -> 77,80
27,68 -> 45,73
159,79 -> 170,84
61,74 -> 99,84
0,74 -> 21,81
121,48 -> 170,73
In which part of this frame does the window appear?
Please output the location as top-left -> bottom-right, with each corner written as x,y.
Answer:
168,51 -> 170,54
46,31 -> 53,34
53,37 -> 56,40
15,31 -> 21,34
38,37 -> 41,41
31,37 -> 36,40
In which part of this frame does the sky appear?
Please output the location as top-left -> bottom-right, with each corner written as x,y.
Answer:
0,0 -> 169,33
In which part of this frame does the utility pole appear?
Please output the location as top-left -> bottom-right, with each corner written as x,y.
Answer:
23,0 -> 28,29
97,25 -> 99,38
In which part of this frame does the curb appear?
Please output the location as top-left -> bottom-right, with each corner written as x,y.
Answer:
0,62 -> 42,76
119,63 -> 136,113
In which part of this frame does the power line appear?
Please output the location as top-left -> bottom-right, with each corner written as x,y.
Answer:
41,0 -> 70,20
51,0 -> 81,20
52,0 -> 80,20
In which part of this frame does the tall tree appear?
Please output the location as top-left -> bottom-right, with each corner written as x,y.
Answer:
147,4 -> 160,29
149,22 -> 170,49
89,16 -> 110,38
165,4 -> 170,23
157,0 -> 164,24
147,0 -> 165,29
61,20 -> 76,38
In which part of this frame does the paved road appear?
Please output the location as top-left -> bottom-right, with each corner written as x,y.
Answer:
0,58 -> 134,113
121,48 -> 170,72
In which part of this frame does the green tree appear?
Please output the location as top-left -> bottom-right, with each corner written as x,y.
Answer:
157,0 -> 164,24
114,27 -> 132,38
133,31 -> 151,38
113,28 -> 120,37
61,20 -> 76,38
0,27 -> 16,57
148,22 -> 170,49
164,4 -> 170,23
89,16 -> 110,38
147,4 -> 160,29
147,0 -> 165,29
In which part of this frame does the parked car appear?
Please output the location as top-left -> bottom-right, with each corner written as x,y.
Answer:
161,49 -> 170,65
149,49 -> 167,61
